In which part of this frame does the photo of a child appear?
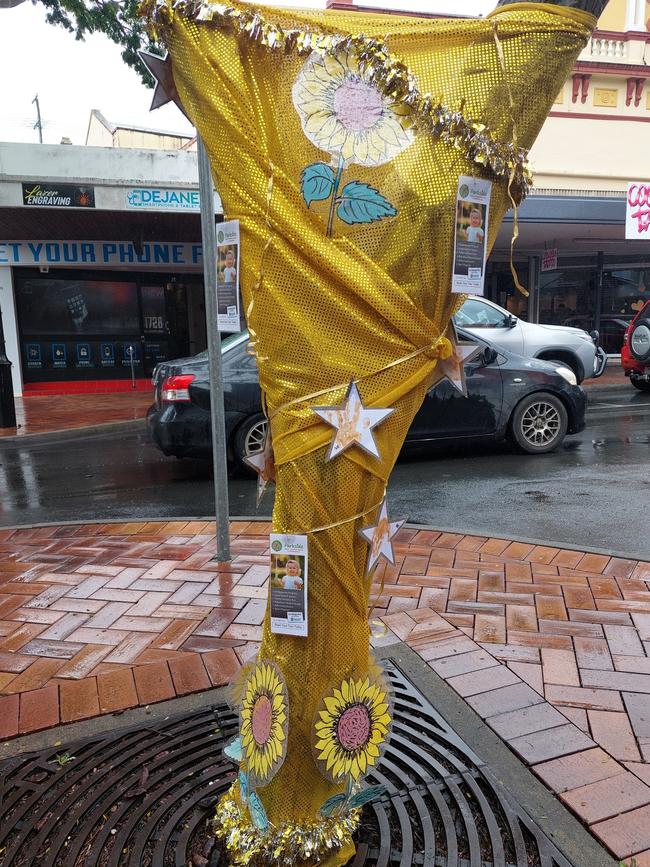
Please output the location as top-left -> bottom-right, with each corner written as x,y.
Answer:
457,202 -> 486,244
218,245 -> 238,285
271,554 -> 305,591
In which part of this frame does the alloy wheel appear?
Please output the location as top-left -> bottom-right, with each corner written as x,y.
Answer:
520,401 -> 561,447
244,418 -> 268,457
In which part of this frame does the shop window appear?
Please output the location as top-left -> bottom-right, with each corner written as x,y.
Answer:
486,261 -> 529,319
17,277 -> 139,336
539,267 -> 597,329
599,268 -> 650,353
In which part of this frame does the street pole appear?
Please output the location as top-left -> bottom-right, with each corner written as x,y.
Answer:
32,94 -> 43,144
197,135 -> 231,562
0,306 -> 17,429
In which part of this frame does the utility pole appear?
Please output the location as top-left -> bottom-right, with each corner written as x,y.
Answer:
32,94 -> 43,143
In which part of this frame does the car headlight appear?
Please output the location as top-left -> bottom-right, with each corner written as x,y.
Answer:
555,366 -> 577,386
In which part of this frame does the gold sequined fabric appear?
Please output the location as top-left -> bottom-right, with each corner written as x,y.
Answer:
142,3 -> 595,863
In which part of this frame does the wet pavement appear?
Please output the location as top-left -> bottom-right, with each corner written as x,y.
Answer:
0,385 -> 648,559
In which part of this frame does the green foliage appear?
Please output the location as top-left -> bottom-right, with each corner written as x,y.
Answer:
33,0 -> 161,86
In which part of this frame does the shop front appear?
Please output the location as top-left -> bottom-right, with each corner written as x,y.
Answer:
13,266 -> 201,391
488,192 -> 650,354
0,141 -> 220,395
1,240 -> 208,394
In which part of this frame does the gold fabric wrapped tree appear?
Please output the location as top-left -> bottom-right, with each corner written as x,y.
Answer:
142,1 -> 603,863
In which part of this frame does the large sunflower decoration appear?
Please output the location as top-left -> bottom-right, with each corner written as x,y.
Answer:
313,674 -> 391,816
292,51 -> 415,236
240,660 -> 288,787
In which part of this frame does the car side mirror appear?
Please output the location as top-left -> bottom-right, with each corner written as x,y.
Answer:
506,315 -> 518,329
482,347 -> 499,365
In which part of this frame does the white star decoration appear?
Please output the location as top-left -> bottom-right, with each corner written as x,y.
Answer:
437,329 -> 483,396
359,499 -> 405,574
243,427 -> 275,505
312,381 -> 394,461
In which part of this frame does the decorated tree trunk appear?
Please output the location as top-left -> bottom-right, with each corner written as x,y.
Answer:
142,1 -> 604,863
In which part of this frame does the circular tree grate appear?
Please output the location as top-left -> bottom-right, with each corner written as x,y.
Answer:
0,663 -> 573,867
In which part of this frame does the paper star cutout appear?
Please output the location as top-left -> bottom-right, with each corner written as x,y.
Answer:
437,327 -> 483,396
243,427 -> 275,505
312,381 -> 394,461
359,499 -> 405,574
137,50 -> 186,115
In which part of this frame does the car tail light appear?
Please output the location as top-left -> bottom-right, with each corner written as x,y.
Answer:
161,374 -> 195,403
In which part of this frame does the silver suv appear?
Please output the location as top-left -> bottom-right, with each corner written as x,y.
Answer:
454,297 -> 607,383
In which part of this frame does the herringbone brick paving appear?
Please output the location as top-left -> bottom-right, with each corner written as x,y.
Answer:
0,520 -> 649,863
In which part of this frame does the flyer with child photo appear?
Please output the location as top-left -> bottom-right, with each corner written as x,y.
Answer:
451,176 -> 492,296
216,219 -> 241,332
269,534 -> 308,637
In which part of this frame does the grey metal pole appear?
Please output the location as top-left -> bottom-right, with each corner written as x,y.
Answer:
197,135 -> 231,562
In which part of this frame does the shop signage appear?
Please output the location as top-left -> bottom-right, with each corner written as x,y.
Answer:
51,343 -> 67,368
0,240 -> 204,268
626,182 -> 650,239
126,188 -> 200,211
25,343 -> 42,369
100,343 -> 115,367
22,183 -> 95,208
541,248 -> 558,273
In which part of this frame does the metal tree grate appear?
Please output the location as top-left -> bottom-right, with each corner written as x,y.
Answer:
0,663 -> 574,867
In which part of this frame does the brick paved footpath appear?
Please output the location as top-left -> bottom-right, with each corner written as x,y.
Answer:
0,392 -> 151,439
0,520 -> 649,864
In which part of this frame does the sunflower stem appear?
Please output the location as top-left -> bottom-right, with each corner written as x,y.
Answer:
326,154 -> 345,238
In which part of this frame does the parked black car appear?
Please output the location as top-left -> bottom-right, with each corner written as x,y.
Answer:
148,329 -> 587,466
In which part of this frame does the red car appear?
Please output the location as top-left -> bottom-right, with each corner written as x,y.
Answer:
622,300 -> 650,392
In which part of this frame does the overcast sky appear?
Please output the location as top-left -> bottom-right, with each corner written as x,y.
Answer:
0,0 -> 492,146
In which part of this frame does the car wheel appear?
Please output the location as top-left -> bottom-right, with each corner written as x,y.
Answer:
629,319 -> 650,363
630,376 -> 650,393
233,413 -> 268,472
509,392 -> 568,454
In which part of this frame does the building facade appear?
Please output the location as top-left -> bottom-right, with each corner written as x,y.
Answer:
329,0 -> 650,353
0,141 -> 220,396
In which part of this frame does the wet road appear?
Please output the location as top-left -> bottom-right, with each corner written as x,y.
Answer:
1,386 -> 648,560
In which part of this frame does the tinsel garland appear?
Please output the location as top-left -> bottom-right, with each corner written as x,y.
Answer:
141,0 -> 533,202
214,791 -> 361,866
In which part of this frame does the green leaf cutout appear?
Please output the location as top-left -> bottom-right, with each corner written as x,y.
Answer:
223,736 -> 243,762
336,182 -> 397,225
301,162 -> 335,207
248,792 -> 269,831
348,785 -> 386,809
319,792 -> 348,817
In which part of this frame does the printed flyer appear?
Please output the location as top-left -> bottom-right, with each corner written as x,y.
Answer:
451,176 -> 492,296
269,534 -> 308,637
216,220 -> 241,332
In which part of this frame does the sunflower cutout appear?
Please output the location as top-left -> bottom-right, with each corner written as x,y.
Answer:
292,50 -> 415,236
314,676 -> 391,783
240,660 -> 289,787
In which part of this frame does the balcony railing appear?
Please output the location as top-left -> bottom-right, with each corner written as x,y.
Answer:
589,36 -> 628,58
